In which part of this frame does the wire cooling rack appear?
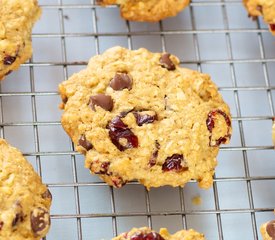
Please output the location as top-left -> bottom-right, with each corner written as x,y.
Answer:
1,0 -> 275,239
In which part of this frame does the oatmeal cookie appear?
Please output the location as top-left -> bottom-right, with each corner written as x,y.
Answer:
0,139 -> 51,239
243,0 -> 275,35
0,0 -> 41,80
59,46 -> 232,189
113,227 -> 205,240
97,0 -> 190,22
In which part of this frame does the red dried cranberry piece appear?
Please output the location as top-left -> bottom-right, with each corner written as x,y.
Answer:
131,232 -> 165,240
3,55 -> 16,65
160,53 -> 175,71
133,112 -> 158,126
107,116 -> 138,151
149,141 -> 160,167
270,24 -> 275,31
206,109 -> 231,147
111,176 -> 126,188
162,154 -> 188,172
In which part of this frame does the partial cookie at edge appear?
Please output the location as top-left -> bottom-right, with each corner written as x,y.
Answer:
0,0 -> 41,80
243,0 -> 275,35
0,139 -> 51,240
113,227 -> 205,240
97,0 -> 190,22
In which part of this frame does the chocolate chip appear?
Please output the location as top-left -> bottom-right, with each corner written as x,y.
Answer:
0,221 -> 3,231
31,208 -> 50,236
133,111 -> 158,126
110,73 -> 133,91
89,94 -> 113,111
42,189 -> 52,200
162,154 -> 188,172
62,96 -> 68,104
160,53 -> 176,71
3,55 -> 16,65
267,220 -> 275,238
78,135 -> 93,151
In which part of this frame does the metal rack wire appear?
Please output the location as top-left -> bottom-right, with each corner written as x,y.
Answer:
1,0 -> 275,239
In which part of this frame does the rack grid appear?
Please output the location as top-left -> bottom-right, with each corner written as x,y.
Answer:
2,0 -> 275,239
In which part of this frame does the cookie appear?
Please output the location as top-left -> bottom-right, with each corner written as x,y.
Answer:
113,227 -> 205,240
243,0 -> 275,35
59,46 -> 232,189
261,219 -> 275,240
97,0 -> 190,22
0,0 -> 41,80
0,139 -> 51,239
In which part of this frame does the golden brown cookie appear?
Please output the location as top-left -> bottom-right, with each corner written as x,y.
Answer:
0,139 -> 51,240
243,0 -> 275,35
113,227 -> 205,240
0,0 -> 41,80
97,0 -> 190,22
59,46 -> 232,189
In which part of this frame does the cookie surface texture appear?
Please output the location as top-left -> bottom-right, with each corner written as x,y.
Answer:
0,0 -> 41,80
243,0 -> 275,35
59,46 -> 232,189
0,139 -> 51,239
97,0 -> 190,22
261,218 -> 275,240
113,227 -> 205,240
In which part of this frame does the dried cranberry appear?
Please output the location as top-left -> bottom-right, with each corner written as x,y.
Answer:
107,116 -> 138,151
149,141 -> 160,167
0,221 -> 3,231
3,55 -> 16,65
133,112 -> 158,126
131,232 -> 165,240
162,154 -> 188,172
270,24 -> 275,31
111,176 -> 126,188
206,109 -> 231,147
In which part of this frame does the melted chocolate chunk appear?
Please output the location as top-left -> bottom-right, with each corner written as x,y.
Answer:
78,135 -> 93,151
110,73 -> 133,90
12,212 -> 24,227
206,109 -> 231,147
133,111 -> 158,126
131,232 -> 165,240
266,220 -> 275,238
42,189 -> 52,200
270,24 -> 275,31
160,53 -> 176,71
107,116 -> 138,151
0,221 -> 3,231
3,55 -> 16,65
162,154 -> 188,172
89,94 -> 113,111
31,208 -> 50,236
